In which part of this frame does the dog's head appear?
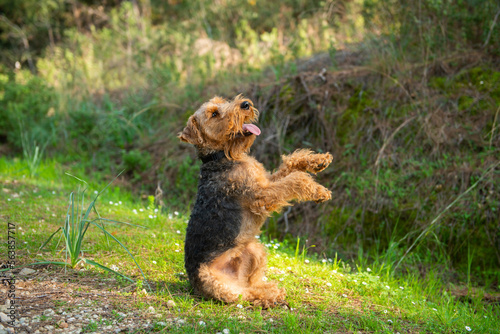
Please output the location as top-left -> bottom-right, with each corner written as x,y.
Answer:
178,95 -> 260,160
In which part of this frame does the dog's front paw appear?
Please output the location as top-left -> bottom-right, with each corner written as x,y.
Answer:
313,186 -> 332,203
308,152 -> 333,173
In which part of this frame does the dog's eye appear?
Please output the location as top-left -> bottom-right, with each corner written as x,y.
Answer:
212,111 -> 218,118
240,101 -> 250,110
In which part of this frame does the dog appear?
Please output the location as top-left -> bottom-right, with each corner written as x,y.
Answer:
178,95 -> 332,307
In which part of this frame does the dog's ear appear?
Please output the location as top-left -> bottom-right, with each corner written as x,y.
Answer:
178,116 -> 203,145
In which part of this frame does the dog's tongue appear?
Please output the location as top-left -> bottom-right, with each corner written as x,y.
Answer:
243,124 -> 261,136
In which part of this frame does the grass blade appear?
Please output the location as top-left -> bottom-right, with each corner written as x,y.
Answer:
89,221 -> 151,291
83,259 -> 134,283
38,227 -> 62,251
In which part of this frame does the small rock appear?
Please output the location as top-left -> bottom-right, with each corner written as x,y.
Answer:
45,325 -> 54,331
147,306 -> 155,314
59,322 -> 68,329
66,317 -> 75,323
18,268 -> 36,276
43,309 -> 55,317
0,312 -> 11,323
166,300 -> 176,308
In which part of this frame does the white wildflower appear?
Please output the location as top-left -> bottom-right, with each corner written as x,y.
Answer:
174,211 -> 179,215
383,310 -> 387,314
465,326 -> 471,331
94,190 -> 98,194
326,283 -> 332,287
168,214 -> 173,219
222,329 -> 230,334
110,265 -> 119,271
133,209 -> 138,214
399,286 -> 404,290
139,208 -> 144,212
262,277 -> 268,281
367,268 -> 371,272
199,321 -> 206,326
286,267 -> 292,270
362,282 -> 367,285
176,230 -> 181,234
432,308 -> 437,311
304,260 -> 310,264
152,261 -> 157,264
386,285 -> 390,289
236,304 -> 243,308
149,215 -> 153,219
119,201 -> 122,204
388,320 -> 393,323
342,294 -> 347,298
322,259 -> 327,263
255,235 -> 260,239
109,201 -> 113,205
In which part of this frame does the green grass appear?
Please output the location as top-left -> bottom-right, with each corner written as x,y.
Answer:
1,158 -> 498,333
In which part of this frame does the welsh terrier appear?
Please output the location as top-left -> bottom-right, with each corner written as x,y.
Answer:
178,95 -> 332,307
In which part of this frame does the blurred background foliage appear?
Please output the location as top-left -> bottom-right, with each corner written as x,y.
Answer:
0,0 -> 499,287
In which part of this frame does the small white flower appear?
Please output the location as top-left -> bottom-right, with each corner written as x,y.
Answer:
236,304 -> 243,308
262,277 -> 268,281
384,310 -> 387,314
274,245 -> 278,249
114,203 -> 118,206
223,329 -> 230,334
326,283 -> 332,287
386,285 -> 390,289
174,211 -> 179,215
465,326 -> 471,331
139,208 -> 144,212
175,243 -> 179,246
109,201 -> 113,205
7,198 -> 11,201
388,319 -> 393,323
484,316 -> 487,319
304,260 -> 310,264
175,250 -> 180,252
339,273 -> 344,277
399,286 -> 404,290
332,270 -> 337,273
132,209 -> 138,214
480,81 -> 484,85
328,258 -> 332,262
110,265 -> 119,271
362,282 -> 367,285
119,201 -> 122,204
151,260 -> 157,264
270,266 -> 275,270
52,191 -> 56,194
286,267 -> 292,270
353,280 -> 357,283
322,259 -> 327,263
154,208 -> 158,213
18,227 -> 22,230
176,230 -> 181,234
153,215 -> 157,218
168,214 -> 173,219
149,215 -> 153,219
432,308 -> 437,311
255,235 -> 260,239
342,294 -> 347,298
199,321 -> 206,326
269,318 -> 273,322
94,190 -> 98,194
367,268 -> 371,272
279,278 -> 284,281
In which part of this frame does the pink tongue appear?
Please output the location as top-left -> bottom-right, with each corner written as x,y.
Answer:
242,124 -> 261,136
